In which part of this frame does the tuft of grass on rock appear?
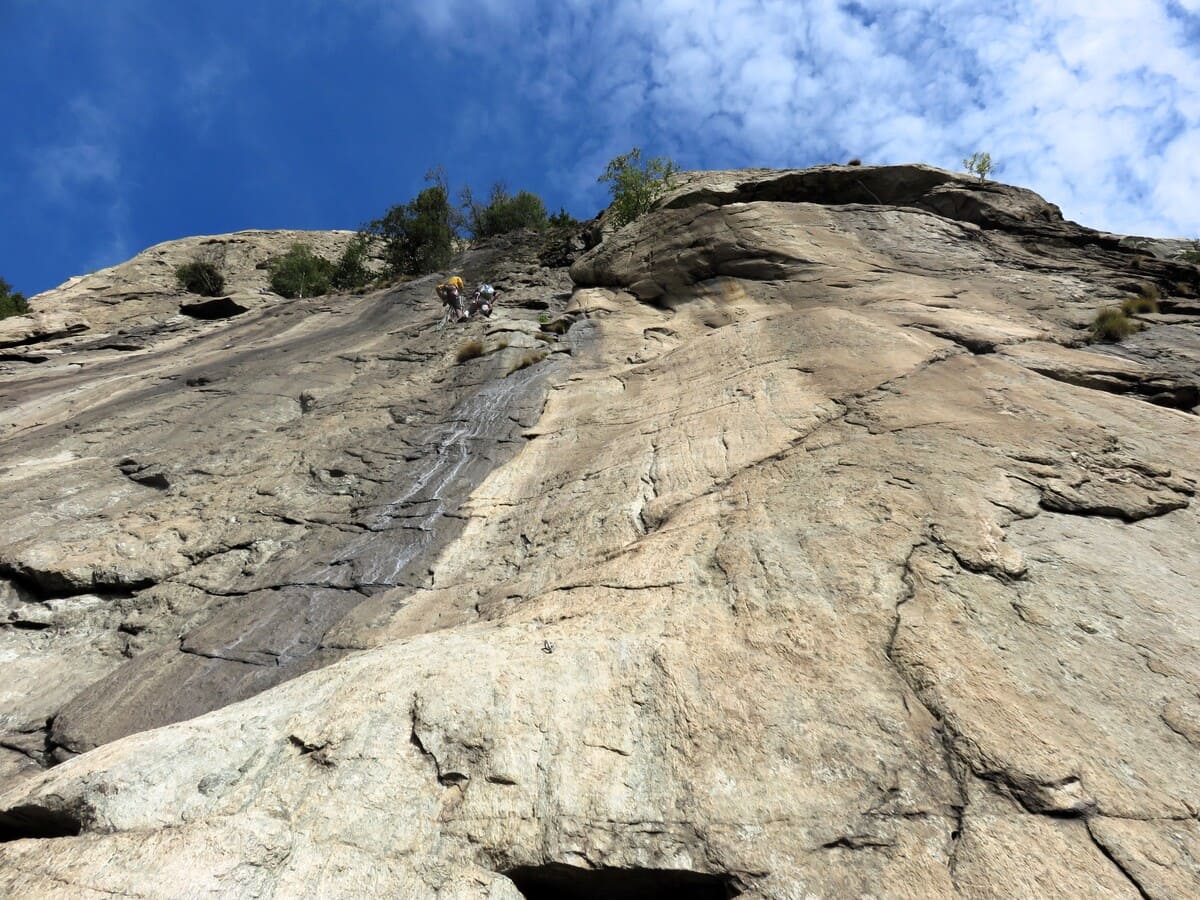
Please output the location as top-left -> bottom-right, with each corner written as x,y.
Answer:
1121,295 -> 1159,316
507,350 -> 547,375
455,339 -> 484,364
1120,284 -> 1161,316
1090,307 -> 1140,343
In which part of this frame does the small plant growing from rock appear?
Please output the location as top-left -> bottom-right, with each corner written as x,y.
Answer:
1179,241 -> 1200,265
598,147 -> 679,227
507,350 -> 547,375
455,339 -> 484,364
962,151 -> 995,182
0,276 -> 29,319
847,158 -> 863,166
1121,296 -> 1159,316
1121,286 -> 1160,316
175,259 -> 226,296
1090,307 -> 1140,342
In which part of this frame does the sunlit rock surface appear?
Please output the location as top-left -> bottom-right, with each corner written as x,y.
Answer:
2,167 -> 1199,897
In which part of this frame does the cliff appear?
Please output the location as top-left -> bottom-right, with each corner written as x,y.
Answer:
2,165 -> 1199,898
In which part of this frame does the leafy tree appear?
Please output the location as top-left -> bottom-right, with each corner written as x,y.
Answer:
268,243 -> 334,298
0,277 -> 29,319
461,183 -> 548,238
175,260 -> 225,296
963,151 -> 995,182
331,234 -> 374,291
597,147 -> 679,227
365,168 -> 455,277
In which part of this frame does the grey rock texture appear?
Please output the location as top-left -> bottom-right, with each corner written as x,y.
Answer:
1,166 -> 1199,897
3,230 -> 370,358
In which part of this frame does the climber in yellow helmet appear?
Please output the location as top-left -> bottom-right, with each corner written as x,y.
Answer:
436,275 -> 467,324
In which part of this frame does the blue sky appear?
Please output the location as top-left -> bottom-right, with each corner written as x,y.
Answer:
3,0 -> 1199,297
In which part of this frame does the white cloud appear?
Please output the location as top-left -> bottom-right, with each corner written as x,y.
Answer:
385,0 -> 1200,237
355,0 -> 533,39
79,197 -> 134,276
31,98 -> 120,200
176,43 -> 249,131
28,95 -> 132,278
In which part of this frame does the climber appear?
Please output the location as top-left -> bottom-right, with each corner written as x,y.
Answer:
435,275 -> 467,324
467,283 -> 496,319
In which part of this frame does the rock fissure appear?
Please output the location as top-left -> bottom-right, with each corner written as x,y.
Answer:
0,565 -> 145,603
1020,362 -> 1200,412
177,637 -> 281,667
0,729 -> 49,766
1037,491 -> 1189,523
1085,821 -> 1153,900
818,834 -> 896,851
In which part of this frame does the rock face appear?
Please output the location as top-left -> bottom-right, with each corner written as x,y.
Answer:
2,165 -> 1199,898
2,230 -> 369,363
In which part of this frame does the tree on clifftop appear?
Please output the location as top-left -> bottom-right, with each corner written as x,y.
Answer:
365,169 -> 455,277
0,277 -> 29,319
598,147 -> 679,227
460,183 -> 548,239
267,243 -> 334,298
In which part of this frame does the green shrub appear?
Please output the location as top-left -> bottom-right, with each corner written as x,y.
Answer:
365,169 -> 455,277
597,147 -> 679,227
1090,307 -> 1140,342
268,243 -> 334,298
462,184 -> 548,238
455,339 -> 484,364
175,260 -> 225,296
548,207 -> 579,229
963,151 -> 995,182
0,277 -> 29,319
1178,241 -> 1200,265
331,234 -> 373,291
